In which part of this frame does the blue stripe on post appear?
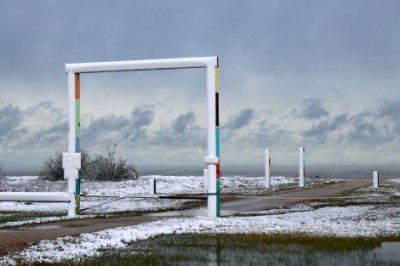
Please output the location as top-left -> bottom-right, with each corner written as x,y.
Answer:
75,136 -> 81,152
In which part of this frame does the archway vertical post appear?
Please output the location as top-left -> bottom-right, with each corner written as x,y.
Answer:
205,63 -> 219,218
66,71 -> 78,216
74,73 -> 81,214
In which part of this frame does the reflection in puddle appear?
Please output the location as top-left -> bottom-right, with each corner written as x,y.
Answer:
370,242 -> 400,262
92,235 -> 400,265
27,225 -> 62,230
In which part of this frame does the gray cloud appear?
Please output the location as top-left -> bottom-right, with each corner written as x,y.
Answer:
377,99 -> 400,120
225,108 -> 255,131
151,112 -> 206,149
21,121 -> 68,149
303,114 -> 348,141
296,98 -> 329,120
0,104 -> 22,136
131,106 -> 154,128
347,112 -> 393,145
172,112 -> 196,134
81,115 -> 130,146
245,120 -> 293,149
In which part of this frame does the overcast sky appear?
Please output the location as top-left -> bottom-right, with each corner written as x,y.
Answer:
1,0 -> 400,169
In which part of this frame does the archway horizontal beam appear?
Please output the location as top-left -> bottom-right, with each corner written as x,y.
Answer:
65,56 -> 218,73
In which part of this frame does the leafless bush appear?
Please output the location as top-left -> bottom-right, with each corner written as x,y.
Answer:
81,145 -> 139,181
40,150 -> 64,181
40,145 -> 139,181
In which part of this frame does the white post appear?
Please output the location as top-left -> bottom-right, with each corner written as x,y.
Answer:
265,149 -> 271,188
373,171 -> 379,188
204,169 -> 208,192
299,147 -> 306,187
67,71 -> 77,216
205,63 -> 218,218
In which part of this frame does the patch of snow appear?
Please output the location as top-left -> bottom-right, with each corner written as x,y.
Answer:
3,205 -> 400,264
0,175 -> 304,214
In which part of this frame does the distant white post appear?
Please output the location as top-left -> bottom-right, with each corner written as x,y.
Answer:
373,171 -> 379,188
299,147 -> 306,187
265,149 -> 271,188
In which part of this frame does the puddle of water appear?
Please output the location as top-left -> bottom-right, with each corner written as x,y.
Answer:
369,242 -> 400,261
27,225 -> 62,230
89,235 -> 400,265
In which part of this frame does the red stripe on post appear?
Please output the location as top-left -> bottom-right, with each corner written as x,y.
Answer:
75,73 -> 80,100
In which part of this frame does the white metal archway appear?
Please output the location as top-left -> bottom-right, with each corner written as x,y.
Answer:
63,56 -> 221,217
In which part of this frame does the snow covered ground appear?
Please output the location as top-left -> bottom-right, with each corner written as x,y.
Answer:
0,175 -> 399,264
0,175 -> 301,214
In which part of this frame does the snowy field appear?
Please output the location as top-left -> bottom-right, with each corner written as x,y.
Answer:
1,175 -> 400,264
0,175 -> 301,214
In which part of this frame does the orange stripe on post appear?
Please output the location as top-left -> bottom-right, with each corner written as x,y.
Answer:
75,73 -> 80,100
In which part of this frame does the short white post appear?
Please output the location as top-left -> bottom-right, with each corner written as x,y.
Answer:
299,147 -> 306,187
204,169 -> 208,192
265,149 -> 271,188
373,171 -> 379,188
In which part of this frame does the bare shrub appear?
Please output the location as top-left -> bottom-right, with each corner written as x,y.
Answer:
81,145 -> 139,181
40,150 -> 64,181
40,145 -> 139,181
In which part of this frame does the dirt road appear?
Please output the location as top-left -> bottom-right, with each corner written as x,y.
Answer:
223,179 -> 371,213
0,179 -> 371,256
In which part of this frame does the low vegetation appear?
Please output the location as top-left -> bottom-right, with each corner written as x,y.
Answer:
40,145 -> 139,181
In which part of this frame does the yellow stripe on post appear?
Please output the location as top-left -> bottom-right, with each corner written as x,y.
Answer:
215,67 -> 219,92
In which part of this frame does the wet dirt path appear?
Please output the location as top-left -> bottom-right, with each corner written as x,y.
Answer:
0,179 -> 371,257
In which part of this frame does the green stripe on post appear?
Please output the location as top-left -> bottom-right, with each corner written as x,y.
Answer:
75,100 -> 80,136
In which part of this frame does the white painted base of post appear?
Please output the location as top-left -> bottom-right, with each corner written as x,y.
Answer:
67,171 -> 77,217
373,171 -> 379,188
68,193 -> 76,217
207,164 -> 217,218
204,169 -> 208,192
299,176 -> 305,187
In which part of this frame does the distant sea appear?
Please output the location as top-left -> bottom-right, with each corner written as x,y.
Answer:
138,165 -> 400,179
5,165 -> 400,179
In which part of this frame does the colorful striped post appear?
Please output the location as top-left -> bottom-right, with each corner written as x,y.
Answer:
215,66 -> 221,217
299,147 -> 306,187
65,71 -> 80,216
265,149 -> 271,188
205,61 -> 220,218
75,73 -> 81,214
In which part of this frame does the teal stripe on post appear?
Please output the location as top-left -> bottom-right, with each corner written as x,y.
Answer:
215,127 -> 220,157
